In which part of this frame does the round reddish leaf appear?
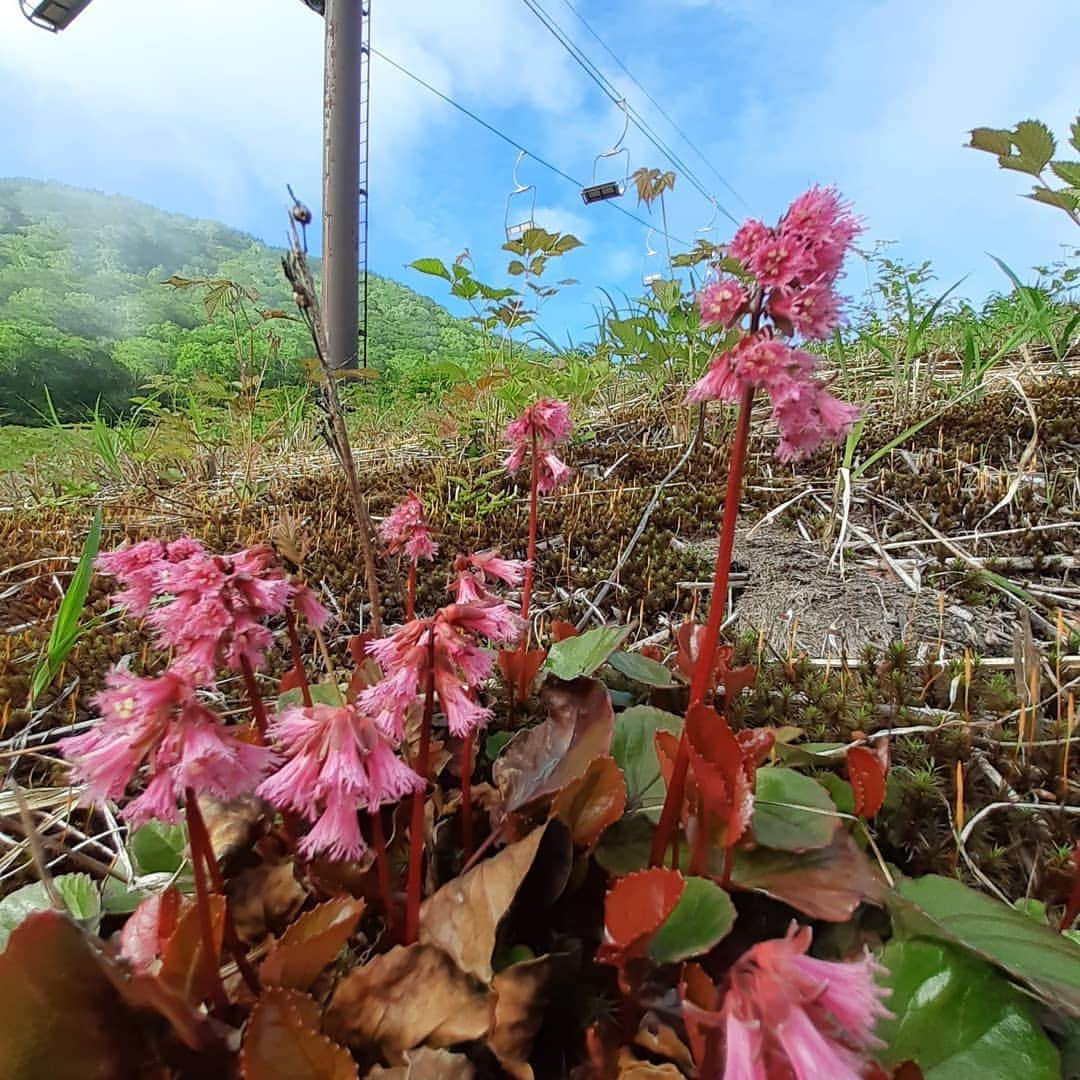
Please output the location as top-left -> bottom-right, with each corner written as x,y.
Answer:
604,868 -> 685,954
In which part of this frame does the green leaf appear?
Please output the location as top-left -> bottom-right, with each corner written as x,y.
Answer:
485,731 -> 514,760
1071,114 -> 1080,155
276,683 -> 344,710
1051,160 -> 1080,187
528,256 -> 547,277
0,873 -> 101,951
552,234 -> 584,255
894,874 -> 1080,1015
968,127 -> 1014,156
876,939 -> 1059,1079
595,814 -> 661,875
408,257 -> 452,282
29,507 -> 102,704
507,260 -> 526,276
101,878 -> 148,915
544,626 -> 630,681
752,767 -> 840,851
610,705 -> 683,817
129,820 -> 188,876
648,877 -> 735,964
1027,187 -> 1079,212
606,651 -> 674,688
1012,119 -> 1055,170
998,155 -> 1045,176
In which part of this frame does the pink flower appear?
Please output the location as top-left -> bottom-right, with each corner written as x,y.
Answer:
97,537 -> 207,617
698,277 -> 748,328
360,601 -> 523,740
379,493 -> 438,564
778,185 -> 861,284
727,219 -> 770,264
771,378 -> 859,462
733,338 -> 813,389
60,668 -> 271,826
720,923 -> 890,1079
686,349 -> 743,405
258,702 -> 423,862
451,550 -> 529,603
747,235 -> 813,289
146,544 -> 317,682
504,399 -> 573,492
768,278 -> 843,340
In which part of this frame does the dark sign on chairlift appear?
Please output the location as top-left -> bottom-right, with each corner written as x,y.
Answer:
505,151 -> 537,242
581,101 -> 630,205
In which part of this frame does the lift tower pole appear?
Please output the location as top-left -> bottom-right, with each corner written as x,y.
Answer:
320,0 -> 368,371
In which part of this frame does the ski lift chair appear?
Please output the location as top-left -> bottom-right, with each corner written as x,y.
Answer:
19,0 -> 94,31
505,151 -> 537,242
581,101 -> 630,204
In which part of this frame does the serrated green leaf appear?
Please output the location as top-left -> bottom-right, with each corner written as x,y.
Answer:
1071,115 -> 1080,155
1027,187 -> 1079,212
998,155 -> 1044,176
101,878 -> 148,915
648,877 -> 735,964
894,874 -> 1080,1015
968,127 -> 1014,156
610,705 -> 683,817
1051,160 -> 1080,187
1012,119 -> 1055,170
552,234 -> 584,255
409,257 -> 452,282
0,873 -> 101,952
876,939 -> 1059,1079
276,683 -> 344,710
544,626 -> 630,681
606,651 -> 674,688
752,767 -> 840,851
507,260 -> 526,276
129,820 -> 188,876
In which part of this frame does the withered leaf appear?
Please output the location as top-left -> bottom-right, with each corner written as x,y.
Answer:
228,860 -> 306,944
730,830 -> 886,921
615,1048 -> 684,1078
550,755 -> 626,849
365,1047 -> 476,1078
260,896 -> 366,991
199,793 -> 267,867
159,893 -> 225,1006
493,677 -> 614,820
241,987 -> 358,1080
489,953 -> 576,1079
633,1011 -> 694,1073
419,822 -> 571,983
325,944 -> 494,1056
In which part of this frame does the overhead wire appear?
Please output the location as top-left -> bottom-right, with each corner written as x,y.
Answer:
518,0 -> 739,224
554,0 -> 750,211
370,46 -> 691,247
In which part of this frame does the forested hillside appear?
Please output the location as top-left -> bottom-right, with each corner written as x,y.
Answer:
0,179 -> 484,423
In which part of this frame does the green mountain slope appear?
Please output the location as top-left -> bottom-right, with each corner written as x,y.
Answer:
0,178 -> 482,423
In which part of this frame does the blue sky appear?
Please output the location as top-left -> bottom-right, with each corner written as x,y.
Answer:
1,0 -> 1078,341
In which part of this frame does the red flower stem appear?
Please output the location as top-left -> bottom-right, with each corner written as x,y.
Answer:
183,791 -> 230,1012
688,808 -> 710,877
649,383 -> 756,868
460,730 -> 474,863
406,561 -> 417,622
369,808 -> 395,932
238,655 -> 268,739
404,626 -> 436,944
516,427 -> 541,703
284,607 -> 313,707
185,789 -> 260,996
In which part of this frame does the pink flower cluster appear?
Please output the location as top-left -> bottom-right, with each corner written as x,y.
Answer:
451,549 -> 528,604
60,669 -> 271,827
98,538 -> 328,683
504,399 -> 573,494
360,602 -> 523,740
719,924 -> 891,1078
689,187 -> 862,461
379,493 -> 438,563
257,702 -> 424,861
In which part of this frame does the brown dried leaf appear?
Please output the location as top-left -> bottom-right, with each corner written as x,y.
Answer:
325,944 -> 494,1056
241,987 -> 358,1080
550,755 -> 626,849
260,896 -> 366,991
228,860 -> 306,944
615,1048 -> 684,1078
365,1047 -> 476,1078
199,793 -> 268,866
731,830 -> 886,921
493,677 -> 614,819
159,893 -> 225,1006
489,953 -> 576,1080
633,1012 -> 694,1073
419,822 -> 572,983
